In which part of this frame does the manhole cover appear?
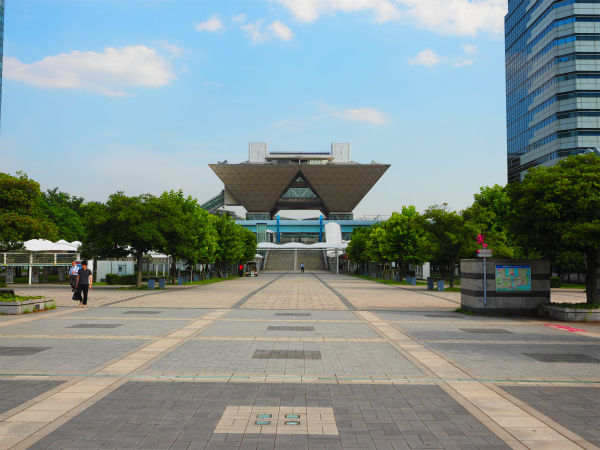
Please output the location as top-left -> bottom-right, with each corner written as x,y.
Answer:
122,311 -> 162,315
267,326 -> 315,331
0,347 -> 50,356
68,324 -> 123,329
523,353 -> 600,363
460,329 -> 513,334
275,313 -> 311,317
252,350 -> 321,360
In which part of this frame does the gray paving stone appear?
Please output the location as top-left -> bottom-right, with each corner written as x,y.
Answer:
29,382 -> 508,449
0,379 -> 63,414
502,386 -> 600,447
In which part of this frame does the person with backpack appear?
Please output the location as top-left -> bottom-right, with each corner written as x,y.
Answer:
75,260 -> 93,308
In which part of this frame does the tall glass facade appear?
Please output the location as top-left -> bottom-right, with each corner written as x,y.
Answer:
0,0 -> 4,124
505,0 -> 600,182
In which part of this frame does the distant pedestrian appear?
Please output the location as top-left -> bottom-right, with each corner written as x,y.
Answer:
300,263 -> 304,273
75,260 -> 93,308
239,263 -> 244,277
68,261 -> 79,292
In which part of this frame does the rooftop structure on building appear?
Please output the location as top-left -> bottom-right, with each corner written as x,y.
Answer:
504,0 -> 600,182
207,142 -> 389,221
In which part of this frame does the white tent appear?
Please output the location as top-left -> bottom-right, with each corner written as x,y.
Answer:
23,239 -> 80,252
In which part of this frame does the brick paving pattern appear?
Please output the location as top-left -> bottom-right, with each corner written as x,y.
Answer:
0,272 -> 597,449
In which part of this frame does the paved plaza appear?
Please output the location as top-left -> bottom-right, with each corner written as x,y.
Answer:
0,272 -> 598,449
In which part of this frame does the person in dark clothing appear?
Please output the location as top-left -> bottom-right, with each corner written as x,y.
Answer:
75,260 -> 93,308
68,261 -> 79,291
239,263 -> 244,277
300,263 -> 304,273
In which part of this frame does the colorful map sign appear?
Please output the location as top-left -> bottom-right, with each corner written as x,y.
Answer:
495,265 -> 531,292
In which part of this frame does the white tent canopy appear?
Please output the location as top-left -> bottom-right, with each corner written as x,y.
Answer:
257,242 -> 347,250
22,239 -> 81,252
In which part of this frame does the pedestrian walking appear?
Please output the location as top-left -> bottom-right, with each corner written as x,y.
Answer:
68,261 -> 79,291
300,263 -> 304,273
75,260 -> 93,308
239,263 -> 244,277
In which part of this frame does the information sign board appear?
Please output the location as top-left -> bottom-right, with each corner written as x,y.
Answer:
495,265 -> 531,292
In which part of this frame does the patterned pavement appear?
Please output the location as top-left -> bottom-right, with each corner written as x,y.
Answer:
0,272 -> 597,449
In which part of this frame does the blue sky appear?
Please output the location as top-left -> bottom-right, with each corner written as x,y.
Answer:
1,0 -> 508,217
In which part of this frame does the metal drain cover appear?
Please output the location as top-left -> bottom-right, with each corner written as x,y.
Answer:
0,347 -> 50,356
252,350 -> 321,360
123,311 -> 162,314
460,329 -> 513,334
523,353 -> 600,363
68,324 -> 123,328
267,326 -> 315,331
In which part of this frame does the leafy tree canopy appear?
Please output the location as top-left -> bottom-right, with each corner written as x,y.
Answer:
41,187 -> 85,242
0,172 -> 58,250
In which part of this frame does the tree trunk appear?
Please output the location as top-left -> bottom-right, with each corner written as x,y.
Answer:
170,257 -> 176,285
136,253 -> 143,288
449,260 -> 456,288
584,248 -> 599,304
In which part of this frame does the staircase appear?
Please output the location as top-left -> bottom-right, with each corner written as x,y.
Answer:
297,250 -> 326,271
264,251 -> 295,271
263,250 -> 326,271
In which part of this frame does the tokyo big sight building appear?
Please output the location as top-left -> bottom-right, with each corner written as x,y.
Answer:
505,0 -> 600,182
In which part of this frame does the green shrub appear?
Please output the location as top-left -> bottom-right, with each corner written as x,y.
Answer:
550,302 -> 599,309
105,274 -> 137,285
0,281 -> 6,288
0,293 -> 43,302
550,276 -> 562,288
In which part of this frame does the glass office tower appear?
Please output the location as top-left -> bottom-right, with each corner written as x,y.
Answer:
505,0 -> 600,182
0,0 -> 4,124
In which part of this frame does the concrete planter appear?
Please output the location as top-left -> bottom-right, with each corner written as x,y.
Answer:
539,304 -> 600,322
0,299 -> 56,315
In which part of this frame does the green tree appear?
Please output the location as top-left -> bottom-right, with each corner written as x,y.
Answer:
0,172 -> 58,250
240,227 -> 258,263
384,206 -> 425,278
214,214 -> 245,277
365,224 -> 392,276
507,153 -> 600,303
41,188 -> 85,242
421,204 -> 476,287
463,184 -> 517,259
82,193 -> 166,287
346,227 -> 371,270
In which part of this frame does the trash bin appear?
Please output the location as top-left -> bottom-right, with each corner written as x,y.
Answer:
148,278 -> 155,290
405,276 -> 412,285
159,278 -> 165,289
178,277 -> 183,285
437,280 -> 444,292
427,278 -> 434,290
193,274 -> 199,282
411,277 -> 417,286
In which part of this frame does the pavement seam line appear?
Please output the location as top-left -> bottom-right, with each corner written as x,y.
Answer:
0,309 -> 229,449
356,310 -> 588,450
230,273 -> 288,309
310,273 -> 356,310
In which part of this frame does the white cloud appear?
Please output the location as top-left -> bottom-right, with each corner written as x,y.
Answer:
241,20 -> 294,43
400,0 -> 506,36
273,0 -> 401,23
462,43 -> 478,54
269,20 -> 294,41
273,0 -> 506,36
4,45 -> 175,97
195,14 -> 224,32
232,13 -> 247,22
407,48 -> 441,67
452,59 -> 474,67
331,107 -> 389,125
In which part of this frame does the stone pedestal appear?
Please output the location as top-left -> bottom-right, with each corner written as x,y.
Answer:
460,259 -> 550,315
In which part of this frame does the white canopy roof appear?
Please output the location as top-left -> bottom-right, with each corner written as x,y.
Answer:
257,242 -> 347,250
22,239 -> 81,252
